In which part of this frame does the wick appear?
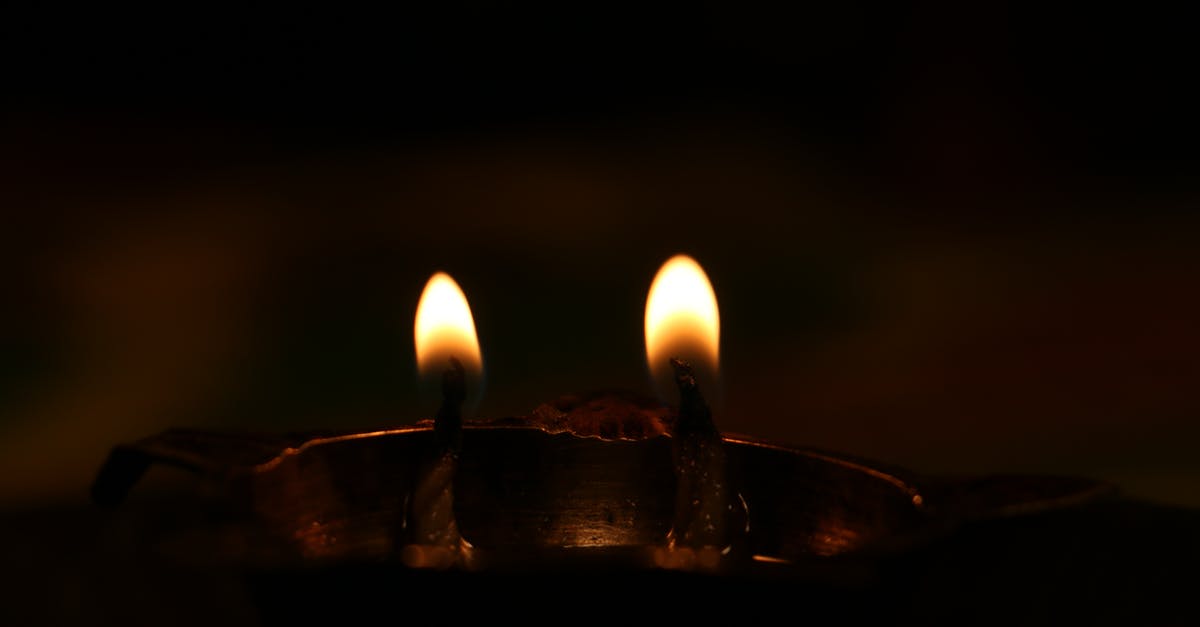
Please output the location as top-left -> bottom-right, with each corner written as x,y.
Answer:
669,357 -> 717,438
405,355 -> 474,568
664,356 -> 738,560
434,357 -> 466,455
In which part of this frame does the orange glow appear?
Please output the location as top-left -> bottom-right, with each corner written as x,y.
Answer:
644,254 -> 720,379
414,272 -> 483,377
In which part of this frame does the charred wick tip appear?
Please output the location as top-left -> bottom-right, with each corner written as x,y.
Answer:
435,357 -> 466,454
670,357 -> 697,391
669,357 -> 717,437
442,357 -> 467,404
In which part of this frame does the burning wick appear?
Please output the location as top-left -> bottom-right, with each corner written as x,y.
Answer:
405,272 -> 482,570
433,357 -> 466,455
670,357 -> 717,440
402,357 -> 476,570
644,254 -> 744,571
654,357 -> 739,571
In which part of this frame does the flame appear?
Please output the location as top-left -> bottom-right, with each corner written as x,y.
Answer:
644,254 -> 720,379
414,272 -> 483,377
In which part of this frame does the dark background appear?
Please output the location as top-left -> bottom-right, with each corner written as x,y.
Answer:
3,2 -> 1199,514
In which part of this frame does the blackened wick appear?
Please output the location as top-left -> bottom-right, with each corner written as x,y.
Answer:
434,357 -> 466,455
668,357 -> 737,553
670,357 -> 718,438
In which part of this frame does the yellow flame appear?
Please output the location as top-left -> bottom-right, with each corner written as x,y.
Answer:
414,272 -> 482,376
644,255 -> 720,379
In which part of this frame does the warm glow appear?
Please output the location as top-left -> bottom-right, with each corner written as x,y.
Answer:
414,272 -> 483,376
644,254 -> 720,379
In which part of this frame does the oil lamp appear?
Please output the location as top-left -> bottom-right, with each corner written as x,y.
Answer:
91,255 -> 1111,616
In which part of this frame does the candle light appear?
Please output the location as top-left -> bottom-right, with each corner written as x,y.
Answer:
645,254 -> 720,397
403,272 -> 483,569
414,271 -> 483,450
644,254 -> 741,570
